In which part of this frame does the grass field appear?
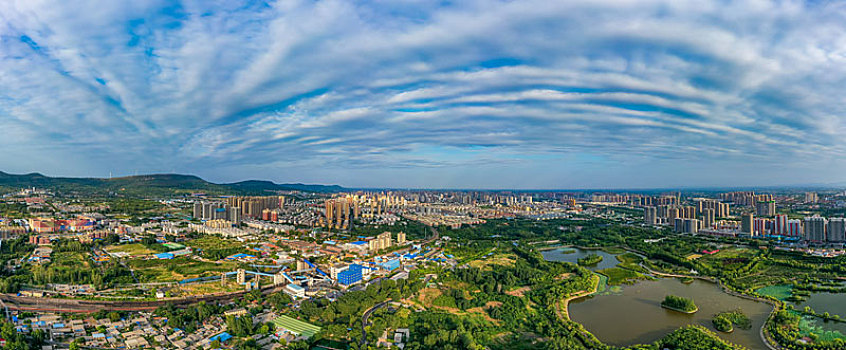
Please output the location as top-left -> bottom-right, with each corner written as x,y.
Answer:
52,251 -> 93,270
105,243 -> 154,256
273,315 -> 321,339
468,253 -> 517,270
126,257 -> 240,282
185,236 -> 244,251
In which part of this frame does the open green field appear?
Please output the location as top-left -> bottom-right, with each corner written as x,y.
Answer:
52,251 -> 93,270
273,315 -> 321,339
184,236 -> 249,259
697,247 -> 757,267
126,257 -> 240,282
467,253 -> 517,270
105,243 -> 154,256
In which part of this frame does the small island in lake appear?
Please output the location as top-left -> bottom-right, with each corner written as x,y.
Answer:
661,295 -> 698,314
578,254 -> 603,266
712,309 -> 751,333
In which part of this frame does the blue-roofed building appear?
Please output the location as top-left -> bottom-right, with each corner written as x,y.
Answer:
154,253 -> 174,259
209,332 -> 233,343
380,259 -> 401,271
338,264 -> 363,286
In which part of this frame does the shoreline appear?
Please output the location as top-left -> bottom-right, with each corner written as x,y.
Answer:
660,303 -> 698,314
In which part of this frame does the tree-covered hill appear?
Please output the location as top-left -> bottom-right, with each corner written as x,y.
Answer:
0,171 -> 343,197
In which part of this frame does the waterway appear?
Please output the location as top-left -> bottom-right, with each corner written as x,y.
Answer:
543,248 -> 772,349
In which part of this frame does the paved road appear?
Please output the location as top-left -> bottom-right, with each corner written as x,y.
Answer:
360,300 -> 390,345
424,226 -> 439,244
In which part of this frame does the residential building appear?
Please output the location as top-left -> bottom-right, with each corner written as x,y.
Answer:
804,216 -> 827,242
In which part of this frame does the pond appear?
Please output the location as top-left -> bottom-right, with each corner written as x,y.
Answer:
758,284 -> 846,337
795,291 -> 846,335
540,247 -> 621,270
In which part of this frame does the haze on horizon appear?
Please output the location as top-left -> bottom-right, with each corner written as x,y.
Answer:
2,0 -> 846,189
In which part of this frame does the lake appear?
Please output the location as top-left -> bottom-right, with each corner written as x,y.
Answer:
544,248 -> 772,349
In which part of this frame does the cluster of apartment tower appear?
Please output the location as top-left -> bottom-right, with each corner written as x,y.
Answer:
192,196 -> 286,224
640,191 -> 844,242
643,199 -> 730,230
739,214 -> 846,242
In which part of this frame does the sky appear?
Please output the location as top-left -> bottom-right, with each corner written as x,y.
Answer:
2,0 -> 846,189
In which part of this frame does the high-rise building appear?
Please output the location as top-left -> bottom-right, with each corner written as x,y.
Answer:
701,209 -> 715,229
379,231 -> 391,250
755,201 -> 776,217
804,216 -> 827,242
804,192 -> 819,204
202,202 -> 214,220
667,207 -> 680,221
193,202 -> 203,219
325,200 -> 335,226
788,219 -> 802,237
397,232 -> 407,245
229,207 -> 242,224
754,218 -> 772,236
741,213 -> 754,235
225,196 -> 284,218
827,218 -> 846,242
774,214 -> 788,235
697,199 -> 730,218
644,206 -> 658,225
674,218 -> 699,234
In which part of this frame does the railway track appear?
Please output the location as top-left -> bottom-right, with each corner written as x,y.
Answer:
0,285 -> 285,313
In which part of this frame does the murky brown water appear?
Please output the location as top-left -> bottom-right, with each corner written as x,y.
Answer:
568,278 -> 772,349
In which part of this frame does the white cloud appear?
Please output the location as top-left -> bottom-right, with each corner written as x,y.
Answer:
1,0 -> 846,187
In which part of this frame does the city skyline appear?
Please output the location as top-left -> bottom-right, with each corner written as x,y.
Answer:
3,1 -> 846,188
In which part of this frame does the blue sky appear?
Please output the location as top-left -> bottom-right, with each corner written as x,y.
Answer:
2,0 -> 846,189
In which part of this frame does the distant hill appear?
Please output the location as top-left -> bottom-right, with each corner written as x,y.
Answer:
0,171 -> 344,197
224,180 -> 345,193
